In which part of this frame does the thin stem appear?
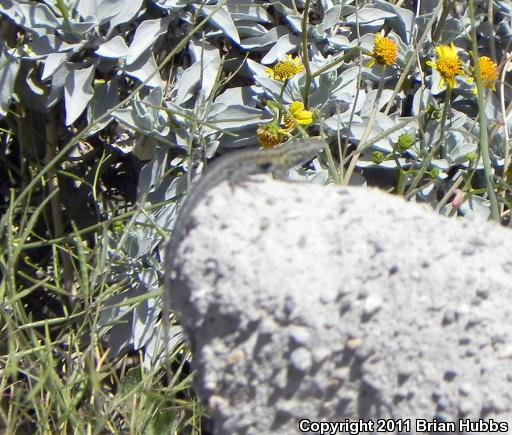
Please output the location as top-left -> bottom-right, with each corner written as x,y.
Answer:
406,86 -> 452,198
301,0 -> 313,108
55,0 -> 70,26
432,0 -> 454,42
499,56 -> 512,209
22,197 -> 178,250
310,47 -> 371,80
277,80 -> 288,124
435,175 -> 464,212
343,70 -> 385,185
384,1 -> 444,115
469,0 -> 500,222
397,169 -> 408,196
341,118 -> 413,164
46,109 -> 75,303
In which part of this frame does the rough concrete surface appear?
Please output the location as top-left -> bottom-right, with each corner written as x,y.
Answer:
167,176 -> 512,435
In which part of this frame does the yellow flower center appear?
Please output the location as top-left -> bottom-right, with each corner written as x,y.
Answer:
283,114 -> 294,130
436,56 -> 461,80
372,35 -> 398,66
257,124 -> 286,149
478,56 -> 498,88
266,56 -> 304,82
426,44 -> 463,88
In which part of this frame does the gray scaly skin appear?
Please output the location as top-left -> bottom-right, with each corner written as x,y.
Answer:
162,137 -> 327,353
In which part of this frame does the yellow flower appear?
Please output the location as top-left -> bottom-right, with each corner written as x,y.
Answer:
368,32 -> 398,67
469,56 -> 499,93
284,101 -> 314,129
265,55 -> 304,82
257,123 -> 288,149
426,43 -> 463,89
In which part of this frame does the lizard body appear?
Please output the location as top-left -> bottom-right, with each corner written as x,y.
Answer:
162,138 -> 326,350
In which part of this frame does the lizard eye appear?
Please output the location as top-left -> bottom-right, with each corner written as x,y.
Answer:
259,162 -> 274,172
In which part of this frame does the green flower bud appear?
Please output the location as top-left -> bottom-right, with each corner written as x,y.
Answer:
396,133 -> 415,152
372,151 -> 386,164
112,220 -> 125,233
425,104 -> 442,120
429,168 -> 440,179
465,151 -> 477,162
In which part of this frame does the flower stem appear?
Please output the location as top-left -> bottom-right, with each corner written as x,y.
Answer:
277,80 -> 288,124
432,0 -> 454,42
55,0 -> 70,22
301,0 -> 313,108
468,0 -> 499,222
343,70 -> 385,185
406,86 -> 452,198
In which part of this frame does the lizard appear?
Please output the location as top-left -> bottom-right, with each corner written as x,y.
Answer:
162,137 -> 327,356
